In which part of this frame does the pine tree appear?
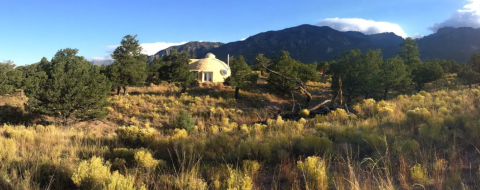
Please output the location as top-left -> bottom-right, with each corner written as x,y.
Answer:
412,60 -> 444,91
330,49 -> 382,103
0,60 -> 23,95
27,48 -> 111,124
267,51 -> 299,95
224,55 -> 256,99
253,54 -> 270,76
380,56 -> 410,99
156,50 -> 198,92
399,37 -> 422,67
458,53 -> 480,88
109,35 -> 148,95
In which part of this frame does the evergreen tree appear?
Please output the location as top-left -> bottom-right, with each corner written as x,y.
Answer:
317,61 -> 329,74
156,50 -> 198,92
399,37 -> 422,67
438,59 -> 461,74
380,56 -> 410,99
297,62 -> 318,82
109,35 -> 148,95
16,62 -> 48,98
360,49 -> 383,98
224,55 -> 256,99
253,54 -> 270,76
412,60 -> 444,91
267,51 -> 299,95
458,53 -> 480,88
27,48 -> 111,124
0,60 -> 23,95
330,49 -> 382,103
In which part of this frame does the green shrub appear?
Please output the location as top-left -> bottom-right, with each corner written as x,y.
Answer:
111,148 -> 135,163
294,135 -> 333,156
176,110 -> 195,133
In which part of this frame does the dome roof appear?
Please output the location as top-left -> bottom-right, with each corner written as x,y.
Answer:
205,53 -> 216,58
189,56 -> 230,72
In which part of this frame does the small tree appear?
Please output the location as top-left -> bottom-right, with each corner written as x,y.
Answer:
109,35 -> 148,95
27,48 -> 111,124
380,56 -> 410,99
458,53 -> 480,88
253,54 -> 270,76
175,110 -> 195,133
412,60 -> 444,91
457,69 -> 480,88
267,51 -> 300,95
330,49 -> 382,103
224,55 -> 256,99
399,37 -> 422,67
297,62 -> 318,83
0,60 -> 23,95
317,61 -> 329,81
17,62 -> 48,98
156,50 -> 198,92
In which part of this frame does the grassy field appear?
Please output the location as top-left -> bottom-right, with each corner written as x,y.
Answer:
0,77 -> 479,189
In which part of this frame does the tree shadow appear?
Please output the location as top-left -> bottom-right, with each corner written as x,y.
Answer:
0,104 -> 34,126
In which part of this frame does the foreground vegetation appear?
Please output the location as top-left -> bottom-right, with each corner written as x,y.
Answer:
0,83 -> 480,189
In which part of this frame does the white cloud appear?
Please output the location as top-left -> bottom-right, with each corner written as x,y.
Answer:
104,41 -> 188,57
429,0 -> 480,32
87,56 -> 111,61
317,18 -> 408,38
240,38 -> 246,41
411,33 -> 424,39
139,42 -> 187,55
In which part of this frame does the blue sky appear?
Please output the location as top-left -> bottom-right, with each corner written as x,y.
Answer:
1,0 -> 477,65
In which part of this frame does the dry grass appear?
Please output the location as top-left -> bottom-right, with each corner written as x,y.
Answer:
0,83 -> 480,189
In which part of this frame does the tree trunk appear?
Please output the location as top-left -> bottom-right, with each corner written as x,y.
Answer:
117,86 -> 121,95
181,85 -> 187,93
364,93 -> 369,99
383,89 -> 389,100
469,83 -> 472,89
305,93 -> 312,108
347,94 -> 352,105
123,86 -> 127,96
235,87 -> 240,99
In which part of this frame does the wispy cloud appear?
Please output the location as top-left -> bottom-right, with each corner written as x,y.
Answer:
429,0 -> 480,32
240,38 -> 246,41
317,18 -> 408,38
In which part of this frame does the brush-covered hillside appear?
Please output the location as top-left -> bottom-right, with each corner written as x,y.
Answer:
1,34 -> 480,190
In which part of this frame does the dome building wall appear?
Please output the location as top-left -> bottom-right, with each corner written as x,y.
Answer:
188,53 -> 231,83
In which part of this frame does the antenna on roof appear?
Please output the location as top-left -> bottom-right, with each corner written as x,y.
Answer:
227,54 -> 229,66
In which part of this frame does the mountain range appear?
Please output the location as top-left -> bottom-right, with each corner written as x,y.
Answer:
99,24 -> 480,66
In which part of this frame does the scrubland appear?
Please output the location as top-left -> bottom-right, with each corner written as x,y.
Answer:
0,81 -> 480,190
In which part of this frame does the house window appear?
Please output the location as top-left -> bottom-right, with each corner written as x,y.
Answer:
204,72 -> 213,82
